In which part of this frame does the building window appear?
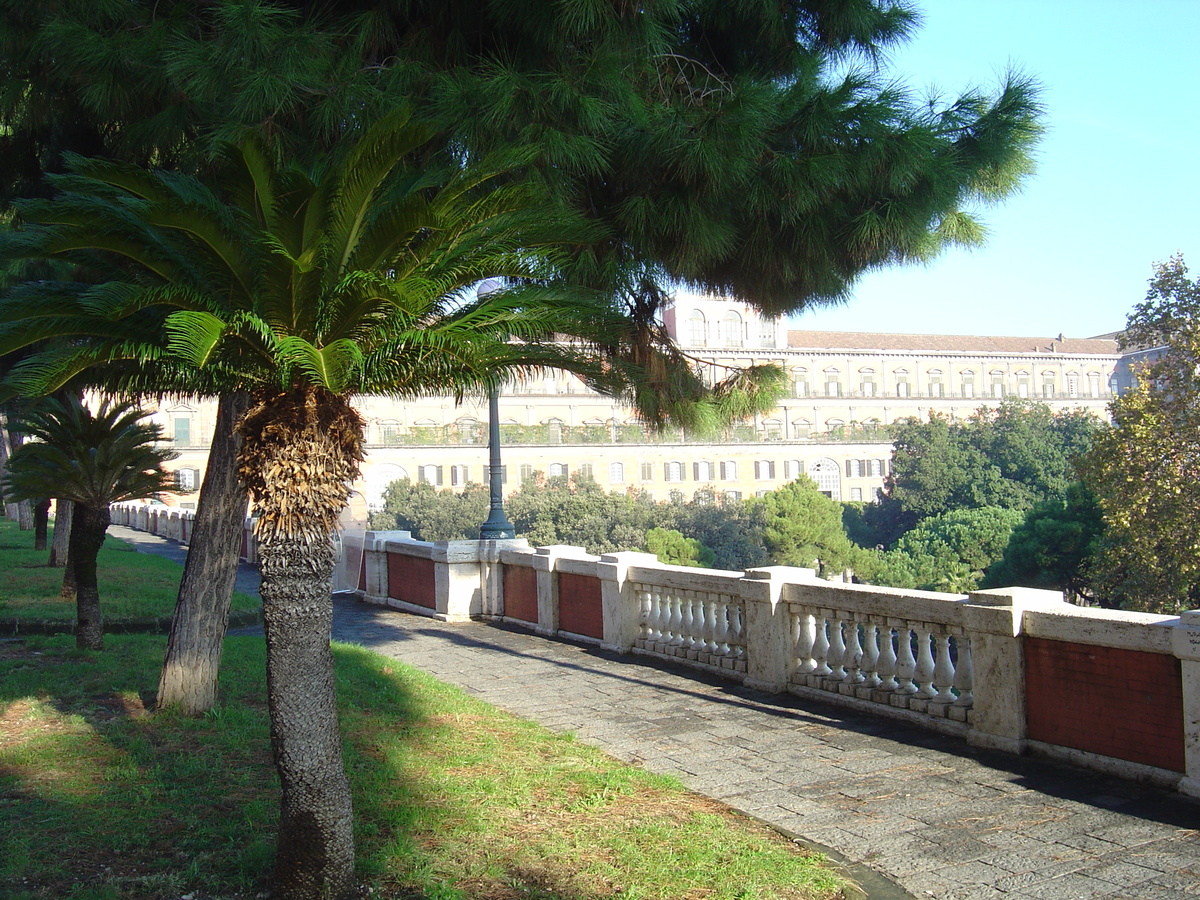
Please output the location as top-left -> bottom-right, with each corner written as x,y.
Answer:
1016,372 -> 1030,398
719,311 -> 743,347
449,464 -> 469,486
578,463 -> 594,481
688,310 -> 707,347
763,419 -> 782,441
1042,374 -> 1056,398
609,462 -> 625,483
1089,373 -> 1102,397
174,467 -> 200,492
520,464 -> 534,483
929,374 -> 944,398
809,458 -> 841,500
896,379 -> 909,398
868,459 -> 884,477
850,487 -> 863,502
419,464 -> 442,486
990,372 -> 1005,398
640,461 -> 654,481
668,490 -> 684,503
173,416 -> 192,446
793,419 -> 812,439
848,459 -> 864,477
783,459 -> 804,480
719,460 -> 737,480
1067,373 -> 1080,398
825,379 -> 841,397
725,490 -> 742,501
546,418 -> 564,443
456,418 -> 479,444
754,460 -> 775,480
759,317 -> 777,348
548,462 -> 568,478
962,372 -> 975,398
826,419 -> 845,439
664,461 -> 685,482
794,376 -> 809,397
693,460 -> 715,481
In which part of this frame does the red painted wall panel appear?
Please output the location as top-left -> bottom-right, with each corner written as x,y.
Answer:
503,565 -> 539,624
558,572 -> 604,639
1025,636 -> 1185,772
387,553 -> 437,610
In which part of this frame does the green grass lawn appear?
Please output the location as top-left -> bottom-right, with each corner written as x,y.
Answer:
0,516 -> 851,900
0,517 -> 258,624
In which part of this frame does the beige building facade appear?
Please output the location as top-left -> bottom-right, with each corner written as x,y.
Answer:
157,295 -> 1124,511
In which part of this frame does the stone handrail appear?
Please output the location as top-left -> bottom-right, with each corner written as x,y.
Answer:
107,511 -> 1200,800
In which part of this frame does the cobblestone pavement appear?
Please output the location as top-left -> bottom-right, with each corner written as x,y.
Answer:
108,529 -> 1200,899
331,597 -> 1200,900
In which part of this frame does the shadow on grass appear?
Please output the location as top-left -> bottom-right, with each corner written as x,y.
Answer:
0,632 -> 651,900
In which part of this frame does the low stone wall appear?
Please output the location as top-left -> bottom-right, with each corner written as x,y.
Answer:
360,530 -> 1200,800
110,503 -> 258,564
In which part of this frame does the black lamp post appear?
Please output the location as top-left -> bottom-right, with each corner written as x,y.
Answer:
478,383 -> 515,539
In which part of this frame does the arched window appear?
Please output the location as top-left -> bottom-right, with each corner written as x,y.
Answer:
664,461 -> 685,482
548,462 -> 569,478
688,310 -> 707,347
609,462 -> 625,483
719,311 -> 743,347
363,463 -> 409,509
783,459 -> 804,480
693,460 -> 715,481
720,460 -> 738,480
847,459 -> 864,477
754,460 -> 775,480
174,467 -> 200,492
809,458 -> 841,499
419,464 -> 442,486
758,316 -> 777,348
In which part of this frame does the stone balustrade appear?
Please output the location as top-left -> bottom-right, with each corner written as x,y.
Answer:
106,509 -> 1200,800
109,502 -> 258,564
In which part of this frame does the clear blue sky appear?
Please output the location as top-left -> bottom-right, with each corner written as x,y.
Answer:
790,0 -> 1200,339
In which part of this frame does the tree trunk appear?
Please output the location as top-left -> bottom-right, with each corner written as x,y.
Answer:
71,504 -> 111,651
157,392 -> 251,714
239,386 -> 363,900
0,417 -> 20,522
49,499 -> 73,567
33,499 -> 50,550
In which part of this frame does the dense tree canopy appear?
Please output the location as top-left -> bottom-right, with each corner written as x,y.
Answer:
982,482 -> 1104,602
868,400 -> 1102,544
1078,255 -> 1200,612
754,476 -> 859,575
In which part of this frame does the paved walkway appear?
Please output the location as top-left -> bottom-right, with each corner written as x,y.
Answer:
332,600 -> 1200,900
111,528 -> 1200,899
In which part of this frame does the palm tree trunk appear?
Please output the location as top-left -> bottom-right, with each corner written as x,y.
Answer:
71,504 -> 111,650
157,392 -> 251,714
239,386 -> 363,900
49,499 -> 73,567
33,499 -> 51,550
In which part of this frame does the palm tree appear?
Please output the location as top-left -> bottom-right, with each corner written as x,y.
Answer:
2,395 -> 176,649
1,109 -> 641,900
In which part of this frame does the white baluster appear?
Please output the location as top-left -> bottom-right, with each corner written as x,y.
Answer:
828,616 -> 847,681
812,614 -> 832,677
667,592 -> 684,647
729,603 -> 746,659
861,622 -> 881,688
795,610 -> 817,675
637,586 -> 651,643
953,636 -> 974,707
679,591 -> 696,651
932,633 -> 956,703
650,588 -> 667,646
876,625 -> 898,690
914,627 -> 936,698
845,618 -> 865,684
895,625 -> 918,694
714,598 -> 731,657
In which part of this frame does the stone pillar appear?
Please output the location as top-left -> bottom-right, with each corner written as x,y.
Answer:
1172,609 -> 1200,798
361,530 -> 412,605
740,566 -> 814,693
597,551 -> 659,654
476,538 -> 531,618
531,545 -> 592,637
962,586 -> 1066,755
